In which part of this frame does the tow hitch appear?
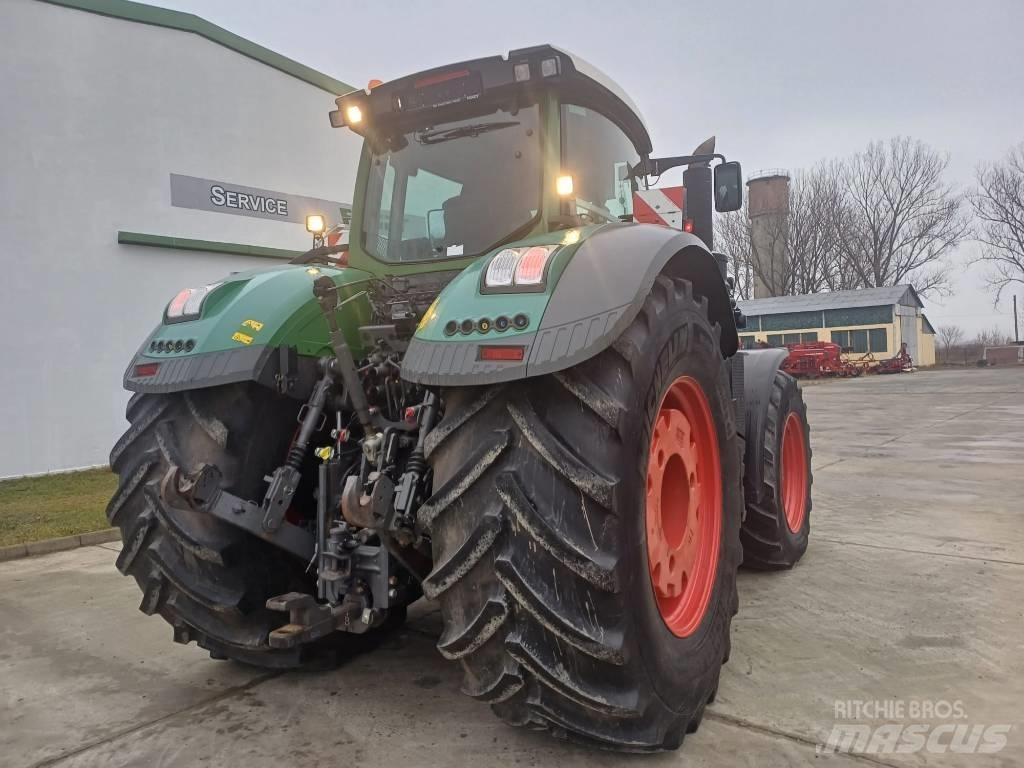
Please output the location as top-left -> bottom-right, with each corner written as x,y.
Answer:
265,592 -> 384,648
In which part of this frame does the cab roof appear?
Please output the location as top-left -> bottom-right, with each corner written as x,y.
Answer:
510,45 -> 652,154
333,44 -> 653,156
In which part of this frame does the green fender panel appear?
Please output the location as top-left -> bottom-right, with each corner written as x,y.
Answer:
123,263 -> 375,397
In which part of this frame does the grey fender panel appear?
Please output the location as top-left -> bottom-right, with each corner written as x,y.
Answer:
123,345 -> 318,398
398,333 -> 536,386
738,348 -> 789,501
402,223 -> 738,386
124,345 -> 272,393
528,304 -> 629,374
527,225 -> 690,377
534,223 -> 738,373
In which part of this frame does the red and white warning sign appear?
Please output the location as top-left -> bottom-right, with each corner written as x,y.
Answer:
633,186 -> 686,229
326,224 -> 349,247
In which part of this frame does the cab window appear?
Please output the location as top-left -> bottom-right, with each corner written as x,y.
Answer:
560,103 -> 640,223
362,103 -> 542,262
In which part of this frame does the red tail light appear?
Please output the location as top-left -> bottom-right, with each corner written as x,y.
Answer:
165,283 -> 221,322
483,245 -> 558,291
134,362 -> 160,378
167,289 -> 190,318
478,345 -> 525,362
683,219 -> 695,233
515,246 -> 551,285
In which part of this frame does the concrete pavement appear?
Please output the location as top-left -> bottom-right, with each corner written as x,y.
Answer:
1,367 -> 1021,767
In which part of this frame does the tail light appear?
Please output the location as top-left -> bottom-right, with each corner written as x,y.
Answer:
133,362 -> 160,378
515,247 -> 550,285
483,246 -> 558,291
478,345 -> 525,362
165,283 -> 221,323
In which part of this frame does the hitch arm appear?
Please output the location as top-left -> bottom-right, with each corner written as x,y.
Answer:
162,463 -> 316,562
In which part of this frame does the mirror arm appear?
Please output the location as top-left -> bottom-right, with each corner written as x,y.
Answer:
629,153 -> 726,179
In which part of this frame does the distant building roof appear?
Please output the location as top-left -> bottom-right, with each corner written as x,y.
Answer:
737,285 -> 923,316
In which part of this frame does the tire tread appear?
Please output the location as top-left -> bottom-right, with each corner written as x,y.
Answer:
740,371 -> 812,569
425,277 -> 743,750
108,387 -> 345,668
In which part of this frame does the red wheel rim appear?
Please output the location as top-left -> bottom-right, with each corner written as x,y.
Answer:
645,376 -> 722,638
781,412 -> 808,533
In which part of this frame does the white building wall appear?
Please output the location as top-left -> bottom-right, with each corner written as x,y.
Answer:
0,0 -> 363,477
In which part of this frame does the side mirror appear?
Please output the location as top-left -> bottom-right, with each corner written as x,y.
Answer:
714,161 -> 743,212
426,208 -> 446,251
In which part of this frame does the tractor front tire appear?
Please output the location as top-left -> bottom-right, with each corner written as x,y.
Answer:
740,371 -> 812,569
108,384 -> 348,668
422,277 -> 743,751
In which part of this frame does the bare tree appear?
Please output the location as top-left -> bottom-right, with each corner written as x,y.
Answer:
715,163 -> 859,298
937,324 -> 964,363
975,326 -> 1011,347
955,326 -> 1009,365
970,144 -> 1024,304
840,137 -> 969,295
717,140 -> 966,299
788,163 -> 860,294
714,204 -> 754,300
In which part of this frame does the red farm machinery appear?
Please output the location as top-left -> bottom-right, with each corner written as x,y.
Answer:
780,341 -> 913,379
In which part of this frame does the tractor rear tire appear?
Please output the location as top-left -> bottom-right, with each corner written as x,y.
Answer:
422,276 -> 743,751
740,371 -> 812,570
108,383 -> 362,668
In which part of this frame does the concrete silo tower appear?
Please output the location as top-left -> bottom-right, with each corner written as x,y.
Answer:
747,170 -> 791,298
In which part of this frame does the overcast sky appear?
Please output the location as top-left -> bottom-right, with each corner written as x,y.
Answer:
154,0 -> 1024,336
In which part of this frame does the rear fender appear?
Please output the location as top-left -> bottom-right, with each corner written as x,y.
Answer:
123,263 -> 375,398
738,348 -> 789,501
403,223 -> 738,386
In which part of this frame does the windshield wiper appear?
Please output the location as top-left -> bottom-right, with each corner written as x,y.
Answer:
415,121 -> 520,145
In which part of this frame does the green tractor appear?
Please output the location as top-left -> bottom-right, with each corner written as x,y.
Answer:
110,46 -> 812,751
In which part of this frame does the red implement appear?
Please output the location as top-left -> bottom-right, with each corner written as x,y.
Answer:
780,342 -> 863,378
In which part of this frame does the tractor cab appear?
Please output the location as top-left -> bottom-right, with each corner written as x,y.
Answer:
329,46 -> 741,276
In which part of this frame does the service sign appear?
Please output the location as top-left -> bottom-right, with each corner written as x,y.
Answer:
170,174 -> 350,226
